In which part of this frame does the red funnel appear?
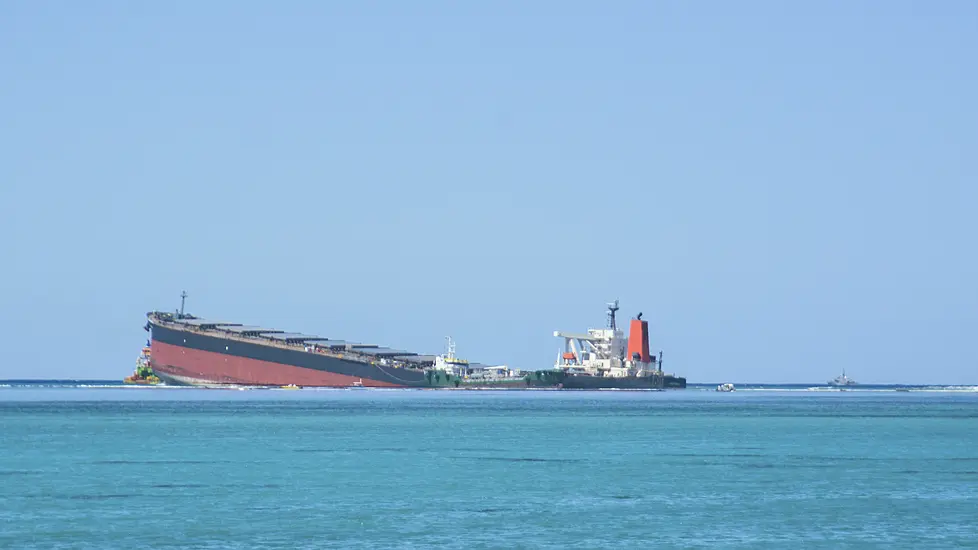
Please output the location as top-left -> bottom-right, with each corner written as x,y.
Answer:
627,319 -> 650,363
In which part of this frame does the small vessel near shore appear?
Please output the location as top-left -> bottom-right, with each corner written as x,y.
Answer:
716,383 -> 735,392
123,346 -> 162,385
431,337 -> 531,388
827,369 -> 858,387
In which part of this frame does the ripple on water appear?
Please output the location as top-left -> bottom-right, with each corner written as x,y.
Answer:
1,390 -> 976,548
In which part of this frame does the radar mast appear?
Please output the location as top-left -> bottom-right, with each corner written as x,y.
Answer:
606,299 -> 620,330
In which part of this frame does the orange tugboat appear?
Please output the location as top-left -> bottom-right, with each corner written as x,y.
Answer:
124,346 -> 162,385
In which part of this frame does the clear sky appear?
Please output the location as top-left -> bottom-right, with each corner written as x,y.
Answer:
1,1 -> 975,384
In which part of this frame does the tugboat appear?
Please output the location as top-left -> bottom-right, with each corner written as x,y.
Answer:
124,346 -> 162,385
430,336 -> 529,388
549,301 -> 686,389
827,369 -> 857,387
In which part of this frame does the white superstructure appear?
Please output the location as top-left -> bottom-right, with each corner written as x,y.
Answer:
433,336 -> 523,380
827,369 -> 857,386
433,336 -> 469,375
553,300 -> 660,378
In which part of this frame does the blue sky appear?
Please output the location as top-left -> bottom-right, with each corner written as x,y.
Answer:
1,1 -> 975,383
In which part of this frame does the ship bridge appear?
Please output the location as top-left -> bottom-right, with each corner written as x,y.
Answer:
553,300 -> 657,377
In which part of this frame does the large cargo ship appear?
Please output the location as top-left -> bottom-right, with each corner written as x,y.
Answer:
143,293 -> 534,388
139,293 -> 685,389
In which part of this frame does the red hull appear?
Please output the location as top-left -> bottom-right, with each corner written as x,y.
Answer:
150,341 -> 402,387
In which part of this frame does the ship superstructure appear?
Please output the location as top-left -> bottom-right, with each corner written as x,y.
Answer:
551,301 -> 684,389
433,337 -> 526,384
432,337 -> 470,376
828,369 -> 858,386
554,301 -> 660,378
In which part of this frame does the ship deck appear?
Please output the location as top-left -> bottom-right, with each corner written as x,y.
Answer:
149,313 -> 432,373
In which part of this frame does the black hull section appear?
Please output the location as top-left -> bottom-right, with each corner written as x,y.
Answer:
560,375 -> 664,390
664,375 -> 687,389
150,323 -> 429,387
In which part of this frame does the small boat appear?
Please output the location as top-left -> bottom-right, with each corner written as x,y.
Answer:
716,383 -> 735,392
827,369 -> 857,387
280,384 -> 301,390
350,378 -> 365,389
123,346 -> 162,385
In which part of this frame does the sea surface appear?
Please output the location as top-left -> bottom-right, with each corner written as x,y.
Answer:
1,383 -> 976,549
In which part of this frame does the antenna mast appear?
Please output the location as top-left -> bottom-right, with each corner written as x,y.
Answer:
446,336 -> 456,361
179,291 -> 188,317
606,299 -> 620,330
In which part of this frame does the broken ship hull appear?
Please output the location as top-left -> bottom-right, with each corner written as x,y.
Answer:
145,308 -> 687,390
149,321 -> 429,388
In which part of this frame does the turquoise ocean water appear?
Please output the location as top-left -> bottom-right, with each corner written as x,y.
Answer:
2,385 -> 976,548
